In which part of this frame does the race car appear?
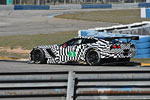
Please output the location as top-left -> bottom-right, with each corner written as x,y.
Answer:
30,36 -> 139,65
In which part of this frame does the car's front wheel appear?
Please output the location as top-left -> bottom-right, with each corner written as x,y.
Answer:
85,50 -> 101,66
30,48 -> 46,64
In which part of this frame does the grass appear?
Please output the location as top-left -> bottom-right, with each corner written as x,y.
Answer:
0,31 -> 77,50
0,51 -> 29,59
55,9 -> 150,24
0,31 -> 77,59
131,58 -> 150,63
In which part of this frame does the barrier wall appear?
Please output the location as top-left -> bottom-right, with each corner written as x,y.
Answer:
0,5 -> 14,10
13,4 -> 112,10
112,3 -> 138,9
14,5 -> 50,10
135,54 -> 150,58
81,4 -> 112,9
0,3 -> 148,11
50,4 -> 81,10
134,36 -> 150,58
138,3 -> 150,8
93,22 -> 150,35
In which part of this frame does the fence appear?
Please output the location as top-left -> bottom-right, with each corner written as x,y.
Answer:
14,5 -> 50,10
0,71 -> 68,98
81,4 -> 112,9
0,70 -> 150,100
138,2 -> 150,7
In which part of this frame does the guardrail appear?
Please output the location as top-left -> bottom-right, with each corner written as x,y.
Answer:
0,72 -> 68,98
138,3 -> 150,8
0,3 -> 144,10
73,71 -> 150,100
0,70 -> 150,100
14,5 -> 50,10
81,4 -> 112,9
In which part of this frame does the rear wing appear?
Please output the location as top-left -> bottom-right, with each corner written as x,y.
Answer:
104,36 -> 139,43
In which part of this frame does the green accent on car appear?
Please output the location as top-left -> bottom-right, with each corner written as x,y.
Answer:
68,51 -> 76,57
73,52 -> 76,57
68,52 -> 72,57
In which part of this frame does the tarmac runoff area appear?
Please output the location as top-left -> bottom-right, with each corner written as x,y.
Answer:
0,9 -> 118,36
0,56 -> 149,68
0,59 -> 149,73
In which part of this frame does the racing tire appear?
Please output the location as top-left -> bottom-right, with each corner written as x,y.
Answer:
30,48 -> 46,64
85,50 -> 101,66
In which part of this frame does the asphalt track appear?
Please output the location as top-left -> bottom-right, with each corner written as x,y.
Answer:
0,60 -> 148,72
0,9 -> 118,36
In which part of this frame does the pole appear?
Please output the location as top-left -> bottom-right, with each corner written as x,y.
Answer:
66,71 -> 75,100
38,0 -> 40,5
64,0 -> 66,4
45,0 -> 47,5
20,0 -> 22,5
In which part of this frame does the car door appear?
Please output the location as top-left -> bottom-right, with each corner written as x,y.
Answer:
59,38 -> 83,63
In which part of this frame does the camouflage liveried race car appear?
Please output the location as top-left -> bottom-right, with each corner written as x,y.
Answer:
30,36 -> 139,65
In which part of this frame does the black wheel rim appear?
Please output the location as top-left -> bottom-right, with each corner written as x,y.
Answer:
32,50 -> 42,63
87,51 -> 99,65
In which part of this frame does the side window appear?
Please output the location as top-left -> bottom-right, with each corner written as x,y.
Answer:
73,39 -> 82,45
82,39 -> 97,44
66,39 -> 75,46
66,38 -> 82,46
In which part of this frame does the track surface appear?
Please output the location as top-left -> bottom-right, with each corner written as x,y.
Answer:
0,60 -> 148,72
0,9 -> 118,36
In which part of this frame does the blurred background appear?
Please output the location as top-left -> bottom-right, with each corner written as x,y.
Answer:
0,0 -> 148,5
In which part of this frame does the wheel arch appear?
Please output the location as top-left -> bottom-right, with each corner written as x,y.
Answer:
85,48 -> 101,66
84,47 -> 100,58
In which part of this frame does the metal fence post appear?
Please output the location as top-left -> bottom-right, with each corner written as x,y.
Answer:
73,78 -> 78,100
64,0 -> 66,5
37,0 -> 40,5
66,71 -> 75,100
20,0 -> 22,5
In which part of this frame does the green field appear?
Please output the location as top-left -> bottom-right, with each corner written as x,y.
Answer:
56,9 -> 150,24
0,31 -> 77,59
0,31 -> 77,50
131,58 -> 150,63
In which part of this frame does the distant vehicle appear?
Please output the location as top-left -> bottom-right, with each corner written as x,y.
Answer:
30,36 -> 139,65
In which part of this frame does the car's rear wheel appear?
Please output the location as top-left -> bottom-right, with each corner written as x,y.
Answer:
30,48 -> 46,64
85,50 -> 101,66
